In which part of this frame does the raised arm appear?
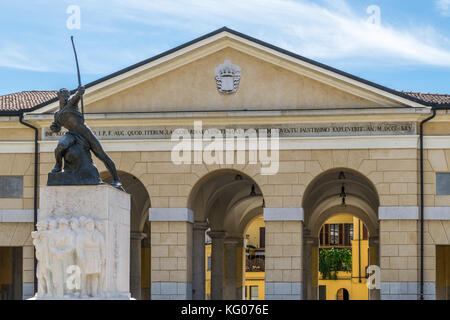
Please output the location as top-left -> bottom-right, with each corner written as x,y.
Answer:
67,86 -> 85,108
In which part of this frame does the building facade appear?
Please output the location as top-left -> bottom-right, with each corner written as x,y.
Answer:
0,27 -> 449,300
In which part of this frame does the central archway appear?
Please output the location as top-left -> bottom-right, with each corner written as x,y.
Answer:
302,168 -> 380,300
188,169 -> 264,300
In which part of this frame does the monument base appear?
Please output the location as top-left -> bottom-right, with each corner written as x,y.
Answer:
33,185 -> 131,300
47,170 -> 101,186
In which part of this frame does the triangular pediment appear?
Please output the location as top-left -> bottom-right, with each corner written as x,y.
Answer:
34,28 -> 427,114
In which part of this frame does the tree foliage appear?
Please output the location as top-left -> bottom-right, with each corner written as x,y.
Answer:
319,248 -> 352,280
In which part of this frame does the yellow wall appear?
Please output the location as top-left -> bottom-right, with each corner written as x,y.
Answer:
244,272 -> 265,300
318,214 -> 369,300
205,244 -> 211,298
244,216 -> 265,248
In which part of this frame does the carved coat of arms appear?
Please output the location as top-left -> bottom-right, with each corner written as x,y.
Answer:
214,60 -> 241,94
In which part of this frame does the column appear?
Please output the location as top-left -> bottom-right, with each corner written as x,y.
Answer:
303,230 -> 319,300
264,208 -> 303,300
223,237 -> 242,300
208,231 -> 226,300
192,221 -> 209,300
150,208 -> 193,300
368,235 -> 380,300
130,232 -> 146,300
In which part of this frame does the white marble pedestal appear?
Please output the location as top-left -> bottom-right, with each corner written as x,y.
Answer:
32,185 -> 131,299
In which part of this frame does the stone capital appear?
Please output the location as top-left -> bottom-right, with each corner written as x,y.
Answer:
207,230 -> 226,239
193,221 -> 209,231
130,232 -> 147,241
224,237 -> 243,246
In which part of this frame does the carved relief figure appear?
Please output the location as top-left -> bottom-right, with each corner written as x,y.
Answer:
32,220 -> 52,298
77,218 -> 105,298
48,219 -> 73,298
33,216 -> 106,299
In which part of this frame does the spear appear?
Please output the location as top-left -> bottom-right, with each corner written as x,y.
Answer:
70,35 -> 85,122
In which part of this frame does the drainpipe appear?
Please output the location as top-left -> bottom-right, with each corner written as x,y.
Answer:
358,220 -> 361,283
18,113 -> 39,295
419,107 -> 436,300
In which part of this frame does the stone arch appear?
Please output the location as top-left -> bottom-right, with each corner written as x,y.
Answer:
302,167 -> 379,230
301,167 -> 380,300
188,169 -> 264,224
100,170 -> 151,300
188,169 -> 265,300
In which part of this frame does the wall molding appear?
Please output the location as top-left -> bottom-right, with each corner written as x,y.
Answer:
379,206 -> 450,220
264,207 -> 304,221
149,208 -> 194,223
0,209 -> 34,223
378,206 -> 419,220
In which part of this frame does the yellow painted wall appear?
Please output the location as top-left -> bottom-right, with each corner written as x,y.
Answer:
205,244 -> 211,298
318,214 -> 369,300
243,216 -> 265,248
244,272 -> 265,300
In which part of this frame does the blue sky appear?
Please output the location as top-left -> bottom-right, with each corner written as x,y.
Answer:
0,0 -> 449,95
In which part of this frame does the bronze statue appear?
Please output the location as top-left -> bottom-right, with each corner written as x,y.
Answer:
47,86 -> 123,190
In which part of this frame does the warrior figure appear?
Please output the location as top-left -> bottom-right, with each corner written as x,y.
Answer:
50,86 -> 123,190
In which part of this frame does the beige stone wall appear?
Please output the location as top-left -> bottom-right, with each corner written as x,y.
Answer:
0,153 -> 34,209
424,122 -> 450,135
2,143 -> 449,297
31,147 -> 448,209
0,128 -> 34,141
265,221 -> 302,284
380,220 -> 450,284
380,220 -> 419,283
150,221 -> 192,283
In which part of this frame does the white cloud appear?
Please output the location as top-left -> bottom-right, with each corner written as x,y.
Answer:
115,0 -> 450,67
0,44 -> 50,72
437,0 -> 450,16
2,0 -> 450,74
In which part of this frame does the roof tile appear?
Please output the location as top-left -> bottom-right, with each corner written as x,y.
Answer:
0,90 -> 57,112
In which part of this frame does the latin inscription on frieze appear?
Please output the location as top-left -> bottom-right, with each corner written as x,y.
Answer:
42,122 -> 416,141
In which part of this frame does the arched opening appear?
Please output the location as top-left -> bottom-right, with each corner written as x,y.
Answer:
318,213 -> 370,300
188,169 -> 264,300
243,215 -> 265,300
101,171 -> 151,300
336,288 -> 349,300
302,168 -> 380,300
